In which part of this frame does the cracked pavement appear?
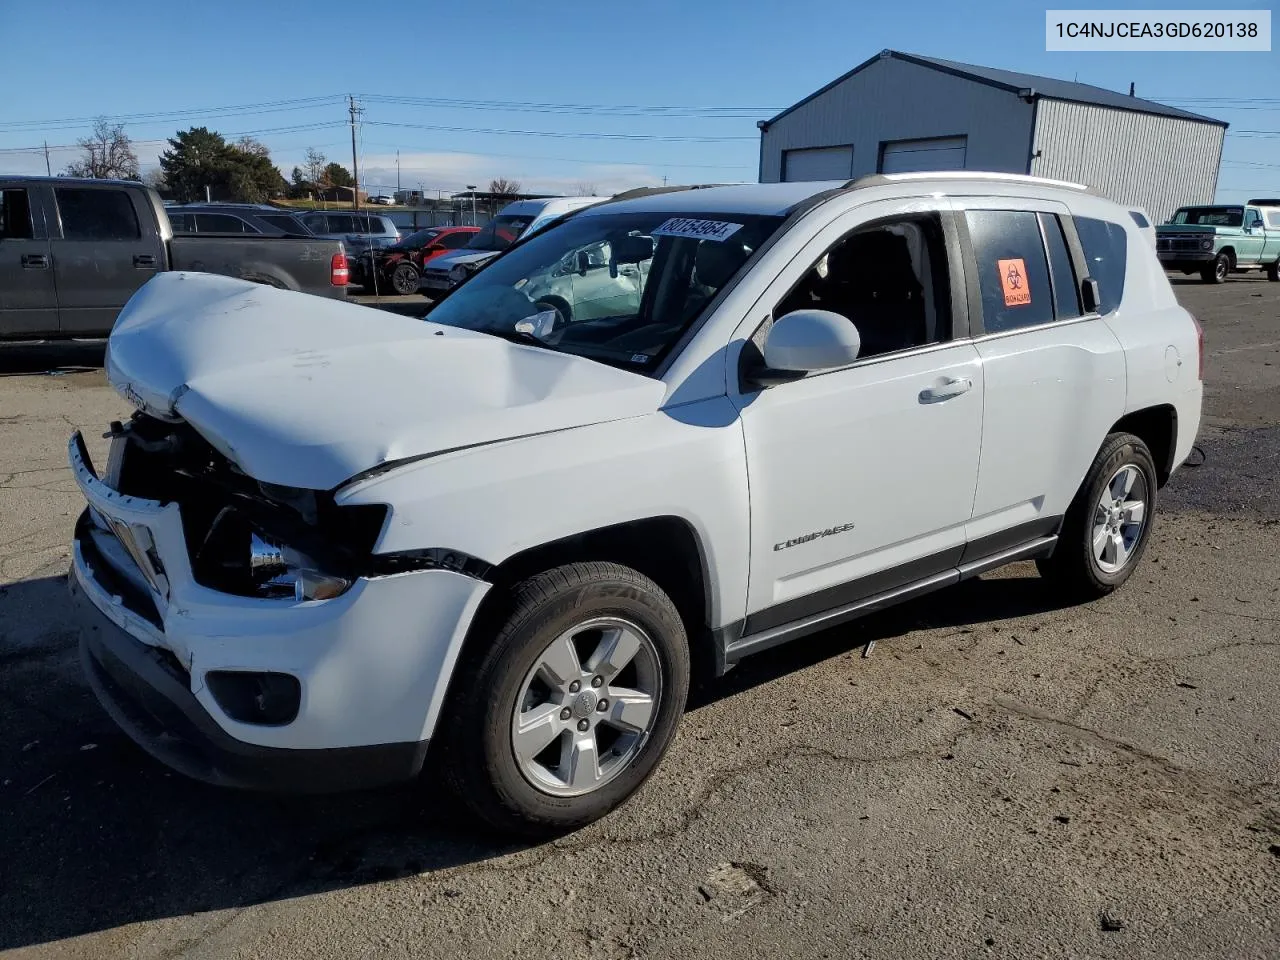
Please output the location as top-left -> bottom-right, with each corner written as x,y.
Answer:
1,281 -> 1278,959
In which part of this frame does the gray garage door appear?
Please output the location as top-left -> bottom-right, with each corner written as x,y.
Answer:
781,146 -> 854,182
880,136 -> 968,174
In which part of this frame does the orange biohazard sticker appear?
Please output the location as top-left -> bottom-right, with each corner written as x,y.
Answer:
997,258 -> 1031,307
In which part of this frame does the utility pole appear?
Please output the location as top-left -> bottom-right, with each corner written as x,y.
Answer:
348,95 -> 362,211
396,150 -> 401,194
43,141 -> 51,176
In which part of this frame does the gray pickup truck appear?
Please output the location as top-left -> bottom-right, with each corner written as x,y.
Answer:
1,177 -> 349,340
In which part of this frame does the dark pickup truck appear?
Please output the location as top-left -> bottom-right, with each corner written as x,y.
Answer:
1,177 -> 349,340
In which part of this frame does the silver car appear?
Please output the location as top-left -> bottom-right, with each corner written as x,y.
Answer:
296,211 -> 400,257
520,236 -> 652,324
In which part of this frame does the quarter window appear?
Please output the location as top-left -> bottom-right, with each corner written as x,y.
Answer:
55,188 -> 141,241
965,210 -> 1055,333
1074,216 -> 1128,315
774,214 -> 952,360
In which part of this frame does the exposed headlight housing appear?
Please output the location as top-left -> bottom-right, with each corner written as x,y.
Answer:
449,263 -> 469,282
249,532 -> 351,602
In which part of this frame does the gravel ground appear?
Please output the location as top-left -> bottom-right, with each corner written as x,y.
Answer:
1,278 -> 1277,960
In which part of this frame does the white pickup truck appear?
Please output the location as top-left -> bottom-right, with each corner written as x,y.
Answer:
68,173 -> 1202,836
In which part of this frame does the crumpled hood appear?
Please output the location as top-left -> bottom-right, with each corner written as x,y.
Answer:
106,273 -> 665,489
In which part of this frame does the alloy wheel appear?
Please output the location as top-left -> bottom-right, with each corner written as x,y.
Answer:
511,617 -> 662,797
1092,464 -> 1148,573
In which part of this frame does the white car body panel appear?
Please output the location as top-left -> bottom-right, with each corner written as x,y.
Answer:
106,273 -> 665,490
68,174 -> 1204,770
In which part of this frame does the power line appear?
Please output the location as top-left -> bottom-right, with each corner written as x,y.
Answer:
0,96 -> 344,134
364,120 -> 754,143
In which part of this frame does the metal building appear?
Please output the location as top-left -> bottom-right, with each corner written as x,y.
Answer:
758,50 -> 1227,223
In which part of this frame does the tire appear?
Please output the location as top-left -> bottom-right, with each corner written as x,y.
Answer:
390,262 -> 420,295
534,299 -> 571,326
439,562 -> 689,837
1200,252 -> 1230,284
1037,432 -> 1158,601
1268,258 -> 1280,282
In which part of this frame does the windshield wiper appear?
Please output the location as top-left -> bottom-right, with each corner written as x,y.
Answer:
481,327 -> 555,350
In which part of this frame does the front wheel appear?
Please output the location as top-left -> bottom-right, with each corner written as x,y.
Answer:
1268,258 -> 1280,282
1201,252 -> 1230,283
390,262 -> 420,295
1037,432 -> 1157,600
439,562 -> 689,837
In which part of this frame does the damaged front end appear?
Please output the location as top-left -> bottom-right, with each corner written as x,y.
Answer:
91,412 -> 389,604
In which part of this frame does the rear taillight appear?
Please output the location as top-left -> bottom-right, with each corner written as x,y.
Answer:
330,252 -> 349,286
1191,313 -> 1204,380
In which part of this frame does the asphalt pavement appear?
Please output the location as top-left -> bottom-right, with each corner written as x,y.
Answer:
1,278 -> 1277,960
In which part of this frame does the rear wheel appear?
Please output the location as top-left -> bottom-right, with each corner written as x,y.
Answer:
390,262 -> 420,295
439,562 -> 689,837
1201,252 -> 1231,283
1037,432 -> 1157,600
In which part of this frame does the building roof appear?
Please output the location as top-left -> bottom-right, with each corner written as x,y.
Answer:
762,49 -> 1228,129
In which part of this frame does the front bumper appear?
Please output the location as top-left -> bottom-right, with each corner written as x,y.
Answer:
419,271 -> 453,292
71,571 -> 429,792
67,432 -> 491,786
1158,250 -> 1215,264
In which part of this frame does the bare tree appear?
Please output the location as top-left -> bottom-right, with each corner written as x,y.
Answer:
64,118 -> 140,180
488,177 -> 522,199
235,137 -> 272,160
303,147 -> 328,188
142,168 -> 168,192
573,181 -> 598,196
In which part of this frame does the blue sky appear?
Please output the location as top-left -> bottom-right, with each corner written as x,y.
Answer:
0,0 -> 1274,203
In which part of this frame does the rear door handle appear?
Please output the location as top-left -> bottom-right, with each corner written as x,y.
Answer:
133,254 -> 158,268
919,376 -> 973,404
21,253 -> 49,269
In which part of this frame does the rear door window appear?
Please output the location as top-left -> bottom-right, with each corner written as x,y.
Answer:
442,231 -> 472,249
1073,217 -> 1128,315
965,210 -> 1055,333
0,188 -> 35,239
55,188 -> 141,241
197,213 -> 257,233
1267,210 -> 1280,230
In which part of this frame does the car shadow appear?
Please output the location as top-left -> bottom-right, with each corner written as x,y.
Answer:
0,341 -> 106,377
0,566 -> 1076,950
689,568 -> 1074,708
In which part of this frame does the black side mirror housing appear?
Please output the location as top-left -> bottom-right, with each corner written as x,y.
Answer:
1081,278 -> 1101,313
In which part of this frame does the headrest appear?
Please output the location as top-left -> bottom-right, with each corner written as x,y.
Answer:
696,241 -> 751,289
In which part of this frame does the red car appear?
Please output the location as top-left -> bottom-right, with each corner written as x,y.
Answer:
366,226 -> 480,295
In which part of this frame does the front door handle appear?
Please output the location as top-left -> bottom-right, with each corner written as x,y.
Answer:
21,253 -> 49,269
133,254 -> 158,268
919,376 -> 973,404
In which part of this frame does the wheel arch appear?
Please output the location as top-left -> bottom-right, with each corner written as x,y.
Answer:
466,516 -> 713,674
534,294 -> 573,322
1111,404 -> 1178,486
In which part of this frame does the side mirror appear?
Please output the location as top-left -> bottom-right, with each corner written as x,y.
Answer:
748,310 -> 861,387
1081,278 -> 1101,313
575,250 -> 591,275
425,243 -> 444,253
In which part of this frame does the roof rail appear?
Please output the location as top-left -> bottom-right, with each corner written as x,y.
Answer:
604,183 -> 730,203
847,171 -> 1094,193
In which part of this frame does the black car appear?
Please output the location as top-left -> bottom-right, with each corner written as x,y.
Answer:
165,204 -> 314,237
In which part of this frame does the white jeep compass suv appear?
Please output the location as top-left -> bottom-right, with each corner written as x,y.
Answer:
68,173 -> 1203,835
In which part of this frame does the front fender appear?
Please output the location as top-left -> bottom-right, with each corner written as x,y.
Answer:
336,400 -> 751,630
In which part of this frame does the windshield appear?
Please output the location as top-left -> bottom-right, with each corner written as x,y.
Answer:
425,210 -> 784,372
467,214 -> 535,251
1171,207 -> 1243,227
396,228 -> 440,249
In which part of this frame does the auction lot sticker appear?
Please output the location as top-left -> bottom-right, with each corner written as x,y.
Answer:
652,218 -> 744,242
